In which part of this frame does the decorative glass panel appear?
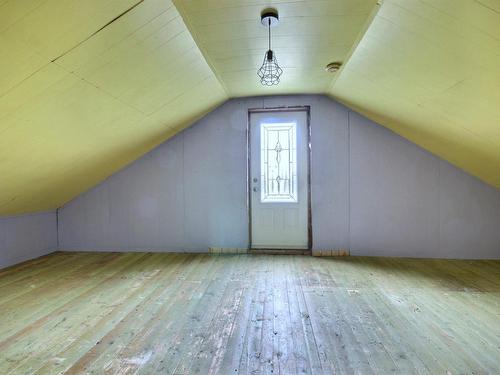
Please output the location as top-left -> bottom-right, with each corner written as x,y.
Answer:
260,122 -> 297,202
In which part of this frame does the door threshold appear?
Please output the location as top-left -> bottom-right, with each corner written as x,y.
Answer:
249,248 -> 311,256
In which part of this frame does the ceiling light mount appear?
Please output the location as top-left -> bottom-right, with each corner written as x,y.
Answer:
257,8 -> 282,86
261,8 -> 279,27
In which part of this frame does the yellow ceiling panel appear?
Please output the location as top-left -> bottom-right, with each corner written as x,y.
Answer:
176,0 -> 375,16
331,0 -> 500,188
0,0 -> 47,33
174,0 -> 379,96
0,35 -> 47,97
0,0 -> 142,60
0,0 -> 227,215
56,0 -> 221,115
220,67 -> 332,98
54,1 -> 179,72
0,0 -> 143,97
0,63 -> 68,121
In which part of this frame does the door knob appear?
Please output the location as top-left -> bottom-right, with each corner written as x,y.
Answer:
253,178 -> 258,183
253,187 -> 258,192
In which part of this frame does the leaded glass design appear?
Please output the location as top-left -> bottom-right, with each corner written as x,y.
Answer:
260,122 -> 297,202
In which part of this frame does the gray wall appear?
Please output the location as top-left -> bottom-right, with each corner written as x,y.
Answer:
0,211 -> 57,269
59,95 -> 500,259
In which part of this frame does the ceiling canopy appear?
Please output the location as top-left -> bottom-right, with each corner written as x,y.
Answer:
0,0 -> 498,215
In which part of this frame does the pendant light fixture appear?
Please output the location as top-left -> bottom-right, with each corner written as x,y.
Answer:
257,8 -> 282,86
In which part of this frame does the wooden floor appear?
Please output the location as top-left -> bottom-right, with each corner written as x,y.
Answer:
0,252 -> 499,374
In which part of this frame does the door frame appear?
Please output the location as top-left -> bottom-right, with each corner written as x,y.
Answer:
247,106 -> 312,250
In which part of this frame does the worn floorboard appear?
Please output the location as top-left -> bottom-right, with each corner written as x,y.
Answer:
0,252 -> 499,374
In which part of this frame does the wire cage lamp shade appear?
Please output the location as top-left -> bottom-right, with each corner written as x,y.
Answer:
257,9 -> 282,86
258,50 -> 283,86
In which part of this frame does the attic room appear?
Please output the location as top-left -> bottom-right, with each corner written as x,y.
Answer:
1,0 -> 499,373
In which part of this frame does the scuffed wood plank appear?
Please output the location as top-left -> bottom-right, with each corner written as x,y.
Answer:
0,252 -> 498,374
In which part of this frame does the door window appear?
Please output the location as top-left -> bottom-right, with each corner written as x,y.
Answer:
260,122 -> 297,203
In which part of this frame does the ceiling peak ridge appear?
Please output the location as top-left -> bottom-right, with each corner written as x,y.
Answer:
328,0 -> 384,93
172,1 -> 230,99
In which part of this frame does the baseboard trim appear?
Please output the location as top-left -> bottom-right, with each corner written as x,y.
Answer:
249,249 -> 311,255
312,249 -> 350,257
209,247 -> 248,254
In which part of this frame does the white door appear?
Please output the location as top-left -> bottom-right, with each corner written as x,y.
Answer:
249,110 -> 309,249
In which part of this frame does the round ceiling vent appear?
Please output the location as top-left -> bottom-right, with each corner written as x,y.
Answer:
325,62 -> 342,73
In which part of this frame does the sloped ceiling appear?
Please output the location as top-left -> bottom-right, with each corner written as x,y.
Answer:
0,0 -> 227,215
330,0 -> 500,188
173,0 -> 378,96
0,0 -> 499,216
